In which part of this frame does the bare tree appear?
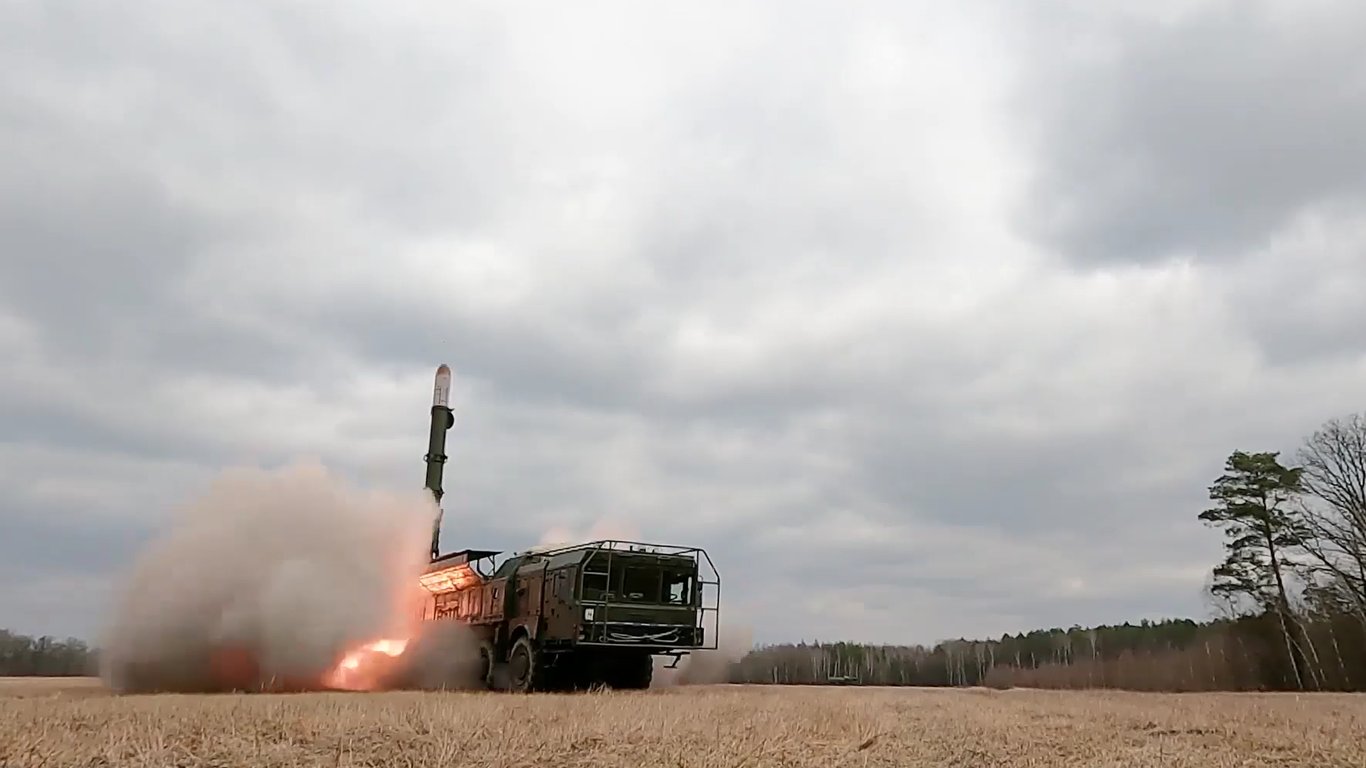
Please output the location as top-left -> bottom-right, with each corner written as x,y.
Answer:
1293,413 -> 1366,628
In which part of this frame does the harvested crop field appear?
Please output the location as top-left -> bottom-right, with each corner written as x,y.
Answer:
2,677 -> 1363,767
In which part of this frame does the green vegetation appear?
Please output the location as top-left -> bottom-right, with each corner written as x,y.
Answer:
0,630 -> 96,676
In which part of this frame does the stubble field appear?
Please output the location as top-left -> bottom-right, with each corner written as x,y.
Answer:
2,677 -> 1363,767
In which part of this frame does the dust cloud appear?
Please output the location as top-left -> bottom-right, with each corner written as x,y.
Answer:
652,614 -> 754,687
98,461 -> 456,693
382,621 -> 486,691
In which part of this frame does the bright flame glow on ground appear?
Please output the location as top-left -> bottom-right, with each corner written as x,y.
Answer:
323,638 -> 411,691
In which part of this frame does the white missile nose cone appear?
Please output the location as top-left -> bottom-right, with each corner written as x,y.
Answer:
433,364 -> 452,407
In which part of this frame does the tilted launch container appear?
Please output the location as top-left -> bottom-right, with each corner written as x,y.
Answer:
417,364 -> 720,692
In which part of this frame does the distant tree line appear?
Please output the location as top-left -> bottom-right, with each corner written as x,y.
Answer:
728,410 -> 1366,692
0,629 -> 97,676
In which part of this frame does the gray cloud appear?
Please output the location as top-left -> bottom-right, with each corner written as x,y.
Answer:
1,512 -> 151,584
1014,1 -> 1366,265
3,0 -> 1365,648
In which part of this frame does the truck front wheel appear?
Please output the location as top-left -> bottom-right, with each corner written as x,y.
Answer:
507,636 -> 539,693
608,652 -> 653,690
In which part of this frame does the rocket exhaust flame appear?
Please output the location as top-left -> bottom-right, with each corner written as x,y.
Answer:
322,638 -> 411,691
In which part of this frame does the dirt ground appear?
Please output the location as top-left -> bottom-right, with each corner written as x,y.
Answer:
2,677 -> 1362,767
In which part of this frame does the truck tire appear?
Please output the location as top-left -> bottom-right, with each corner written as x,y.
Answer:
506,635 -> 539,693
477,641 -> 496,689
609,652 -> 653,690
630,653 -> 654,689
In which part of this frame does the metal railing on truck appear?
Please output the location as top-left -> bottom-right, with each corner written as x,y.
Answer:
548,539 -> 720,653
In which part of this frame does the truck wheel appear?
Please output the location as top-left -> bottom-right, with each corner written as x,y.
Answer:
507,636 -> 538,693
634,655 -> 654,689
609,653 -> 653,690
630,653 -> 654,689
477,641 -> 496,689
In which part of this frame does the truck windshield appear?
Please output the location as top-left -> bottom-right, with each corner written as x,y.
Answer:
580,554 -> 697,605
619,567 -> 657,601
621,568 -> 694,605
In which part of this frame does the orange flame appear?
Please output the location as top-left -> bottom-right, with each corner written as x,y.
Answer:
323,637 -> 411,691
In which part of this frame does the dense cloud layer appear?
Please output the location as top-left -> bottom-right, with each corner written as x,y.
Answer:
1015,1 -> 1366,264
3,0 -> 1365,648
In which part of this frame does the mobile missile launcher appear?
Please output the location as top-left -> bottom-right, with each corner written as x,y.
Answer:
416,364 -> 720,692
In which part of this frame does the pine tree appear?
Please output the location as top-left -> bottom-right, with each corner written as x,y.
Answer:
1199,450 -> 1314,689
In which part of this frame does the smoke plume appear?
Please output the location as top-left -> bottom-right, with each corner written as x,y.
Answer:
99,461 -> 442,693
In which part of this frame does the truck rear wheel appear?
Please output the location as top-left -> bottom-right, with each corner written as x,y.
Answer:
477,641 -> 496,689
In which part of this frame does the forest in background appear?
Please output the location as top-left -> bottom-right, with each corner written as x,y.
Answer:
6,411 -> 1366,692
728,613 -> 1364,691
0,630 -> 96,677
731,411 -> 1366,692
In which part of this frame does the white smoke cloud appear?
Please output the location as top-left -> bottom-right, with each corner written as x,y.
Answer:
98,461 -> 437,693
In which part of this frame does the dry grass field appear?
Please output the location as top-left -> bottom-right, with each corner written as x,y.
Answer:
2,677 -> 1364,767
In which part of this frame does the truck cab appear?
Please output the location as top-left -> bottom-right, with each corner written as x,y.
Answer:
418,540 -> 719,691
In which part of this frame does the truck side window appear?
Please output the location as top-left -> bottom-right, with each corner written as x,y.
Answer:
583,572 -> 607,601
665,574 -> 692,605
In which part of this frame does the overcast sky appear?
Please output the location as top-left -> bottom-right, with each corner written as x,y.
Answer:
3,0 -> 1365,648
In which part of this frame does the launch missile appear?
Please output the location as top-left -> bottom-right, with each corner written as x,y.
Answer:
424,364 -> 455,559
433,364 -> 451,408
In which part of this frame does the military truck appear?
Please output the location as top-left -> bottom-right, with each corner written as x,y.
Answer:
415,364 -> 720,692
